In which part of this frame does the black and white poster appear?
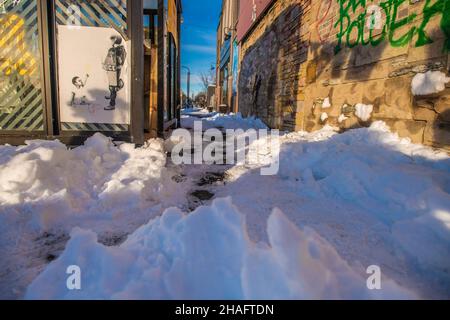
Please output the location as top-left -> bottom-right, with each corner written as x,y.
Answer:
57,25 -> 130,124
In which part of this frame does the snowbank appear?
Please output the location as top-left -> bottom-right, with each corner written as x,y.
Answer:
181,107 -> 215,118
411,71 -> 450,96
25,198 -> 414,300
0,134 -> 188,299
0,134 -> 179,232
181,112 -> 268,131
3,119 -> 450,299
222,121 -> 450,298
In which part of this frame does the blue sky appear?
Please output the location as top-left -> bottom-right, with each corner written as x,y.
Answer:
181,0 -> 222,96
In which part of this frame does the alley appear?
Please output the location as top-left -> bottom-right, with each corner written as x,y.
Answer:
0,0 -> 450,303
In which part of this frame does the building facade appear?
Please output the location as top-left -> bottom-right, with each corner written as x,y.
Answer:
216,0 -> 240,113
237,0 -> 450,150
0,0 -> 182,145
207,84 -> 216,110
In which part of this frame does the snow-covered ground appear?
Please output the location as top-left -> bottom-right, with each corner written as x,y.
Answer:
217,122 -> 450,299
0,134 -> 189,299
181,111 -> 268,131
1,114 -> 449,299
25,198 -> 415,300
180,107 -> 215,118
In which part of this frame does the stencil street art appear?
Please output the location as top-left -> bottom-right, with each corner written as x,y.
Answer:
57,26 -> 130,125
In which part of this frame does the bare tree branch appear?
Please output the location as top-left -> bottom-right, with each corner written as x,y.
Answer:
199,68 -> 216,92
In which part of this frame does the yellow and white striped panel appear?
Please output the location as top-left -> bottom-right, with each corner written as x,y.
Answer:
0,0 -> 44,131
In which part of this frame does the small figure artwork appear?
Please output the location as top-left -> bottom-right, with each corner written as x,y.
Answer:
70,74 -> 90,107
57,26 -> 130,125
103,35 -> 126,111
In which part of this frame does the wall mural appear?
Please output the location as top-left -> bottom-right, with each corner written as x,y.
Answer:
57,26 -> 130,125
333,0 -> 450,53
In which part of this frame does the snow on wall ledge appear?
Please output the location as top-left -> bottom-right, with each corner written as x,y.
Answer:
25,198 -> 415,300
411,71 -> 450,96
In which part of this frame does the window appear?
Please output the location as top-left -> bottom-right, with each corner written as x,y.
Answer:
144,9 -> 158,46
0,0 -> 44,131
166,32 -> 177,121
221,66 -> 229,105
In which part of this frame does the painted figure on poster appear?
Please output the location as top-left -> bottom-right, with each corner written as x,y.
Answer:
103,35 -> 126,111
70,74 -> 90,107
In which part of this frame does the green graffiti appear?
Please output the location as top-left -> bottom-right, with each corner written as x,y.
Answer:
334,0 -> 450,53
416,0 -> 450,50
389,0 -> 417,47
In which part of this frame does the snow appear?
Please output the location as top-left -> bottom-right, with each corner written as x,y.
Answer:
320,112 -> 329,122
181,107 -> 204,115
1,112 -> 450,300
25,198 -> 415,300
0,133 -> 187,298
411,71 -> 450,96
181,107 -> 215,118
181,112 -> 268,131
0,134 -> 181,229
322,97 -> 331,109
217,121 -> 450,299
338,114 -> 349,123
355,103 -> 373,122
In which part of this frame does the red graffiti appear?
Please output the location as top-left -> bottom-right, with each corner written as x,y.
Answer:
316,0 -> 333,43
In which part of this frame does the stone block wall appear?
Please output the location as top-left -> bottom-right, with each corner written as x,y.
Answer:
238,0 -> 450,150
239,0 -> 312,131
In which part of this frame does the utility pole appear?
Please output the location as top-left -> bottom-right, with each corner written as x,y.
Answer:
182,66 -> 191,105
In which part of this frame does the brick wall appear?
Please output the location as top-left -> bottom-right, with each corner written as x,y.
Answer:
238,0 -> 450,150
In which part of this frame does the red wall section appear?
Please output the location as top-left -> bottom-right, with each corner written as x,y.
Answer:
237,0 -> 273,42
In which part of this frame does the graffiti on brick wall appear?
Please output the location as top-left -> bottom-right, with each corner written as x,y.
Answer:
317,0 -> 333,42
334,0 -> 450,53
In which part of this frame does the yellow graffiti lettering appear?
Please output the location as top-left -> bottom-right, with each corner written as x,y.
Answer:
0,14 -> 37,77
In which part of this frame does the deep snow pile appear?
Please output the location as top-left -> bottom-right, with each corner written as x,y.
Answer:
219,121 -> 450,298
181,112 -> 268,130
2,119 -> 450,299
0,134 -> 186,299
25,198 -> 415,300
0,133 -> 182,231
